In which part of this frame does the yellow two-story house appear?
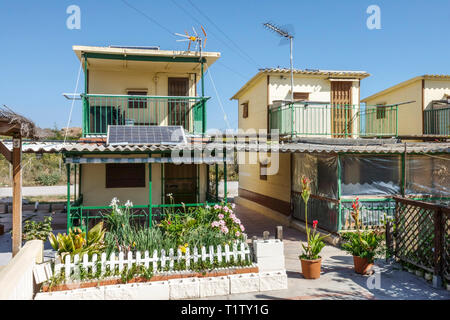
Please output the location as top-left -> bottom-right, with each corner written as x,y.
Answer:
231,68 -> 449,234
63,45 -> 226,231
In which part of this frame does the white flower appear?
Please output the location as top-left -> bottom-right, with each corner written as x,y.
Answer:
110,197 -> 119,207
125,200 -> 133,208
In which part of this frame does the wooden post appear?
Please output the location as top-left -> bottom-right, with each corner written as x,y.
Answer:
12,136 -> 22,256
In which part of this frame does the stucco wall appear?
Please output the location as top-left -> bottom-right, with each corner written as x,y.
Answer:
238,152 -> 291,202
363,80 -> 423,136
237,76 -> 267,132
88,69 -> 198,128
80,156 -> 208,206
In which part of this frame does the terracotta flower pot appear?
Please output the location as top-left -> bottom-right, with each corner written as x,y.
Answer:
353,256 -> 373,275
300,257 -> 322,279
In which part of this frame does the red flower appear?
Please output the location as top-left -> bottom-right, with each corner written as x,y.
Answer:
313,220 -> 318,228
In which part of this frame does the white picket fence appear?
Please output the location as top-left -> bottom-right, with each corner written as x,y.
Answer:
53,242 -> 252,281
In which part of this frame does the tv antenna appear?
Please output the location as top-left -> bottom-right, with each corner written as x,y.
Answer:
263,22 -> 295,101
175,26 -> 207,53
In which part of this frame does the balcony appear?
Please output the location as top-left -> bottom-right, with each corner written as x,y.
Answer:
269,102 -> 398,138
81,94 -> 209,137
424,106 -> 450,136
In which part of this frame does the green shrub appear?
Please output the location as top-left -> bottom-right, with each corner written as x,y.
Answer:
23,216 -> 53,241
35,172 -> 61,186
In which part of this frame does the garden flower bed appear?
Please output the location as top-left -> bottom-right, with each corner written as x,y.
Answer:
42,199 -> 258,293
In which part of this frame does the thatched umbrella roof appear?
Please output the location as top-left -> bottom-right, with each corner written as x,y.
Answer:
0,105 -> 37,139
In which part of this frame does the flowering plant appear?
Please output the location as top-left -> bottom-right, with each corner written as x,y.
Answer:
299,176 -> 328,260
341,197 -> 384,262
210,203 -> 244,239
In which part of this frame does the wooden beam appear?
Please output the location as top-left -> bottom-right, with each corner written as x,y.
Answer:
12,136 -> 22,257
0,121 -> 21,137
0,141 -> 12,163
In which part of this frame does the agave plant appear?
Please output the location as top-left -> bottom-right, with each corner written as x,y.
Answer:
49,222 -> 106,260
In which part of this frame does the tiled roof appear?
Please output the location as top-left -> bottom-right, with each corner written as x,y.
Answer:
231,68 -> 370,100
6,141 -> 449,155
258,68 -> 370,77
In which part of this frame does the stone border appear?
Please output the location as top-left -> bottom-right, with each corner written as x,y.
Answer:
41,265 -> 259,293
35,270 -> 288,300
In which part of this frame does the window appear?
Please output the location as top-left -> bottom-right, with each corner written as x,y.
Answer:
128,90 -> 148,109
106,163 -> 146,188
242,102 -> 249,118
293,92 -> 310,101
259,162 -> 268,180
376,104 -> 387,119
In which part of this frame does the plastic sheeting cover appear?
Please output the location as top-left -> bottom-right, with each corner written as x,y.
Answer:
406,154 -> 450,196
340,154 -> 401,196
292,153 -> 338,198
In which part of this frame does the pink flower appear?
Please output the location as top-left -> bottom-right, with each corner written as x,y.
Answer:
235,231 -> 240,237
211,221 -> 220,228
231,203 -> 236,209
221,226 -> 229,234
214,204 -> 221,210
234,218 -> 241,225
219,220 -> 226,226
229,213 -> 236,220
240,224 -> 245,232
218,214 -> 224,219
167,221 -> 171,225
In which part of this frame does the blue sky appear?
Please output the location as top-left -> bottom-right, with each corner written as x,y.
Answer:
1,0 -> 449,131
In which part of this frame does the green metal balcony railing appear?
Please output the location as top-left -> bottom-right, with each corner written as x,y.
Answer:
424,107 -> 450,135
269,102 -> 398,138
81,94 -> 209,136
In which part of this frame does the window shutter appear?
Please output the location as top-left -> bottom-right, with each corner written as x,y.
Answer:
293,92 -> 310,101
242,102 -> 249,118
106,163 -> 146,188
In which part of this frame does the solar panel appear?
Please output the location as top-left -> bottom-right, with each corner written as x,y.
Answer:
107,125 -> 187,145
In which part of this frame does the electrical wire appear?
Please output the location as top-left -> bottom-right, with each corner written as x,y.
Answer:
186,0 -> 260,68
205,63 -> 232,130
120,0 -> 175,37
169,0 -> 258,68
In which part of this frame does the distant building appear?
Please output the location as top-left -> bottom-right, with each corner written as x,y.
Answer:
362,75 -> 450,137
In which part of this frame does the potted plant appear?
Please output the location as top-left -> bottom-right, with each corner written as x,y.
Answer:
298,176 -> 328,279
341,198 -> 384,275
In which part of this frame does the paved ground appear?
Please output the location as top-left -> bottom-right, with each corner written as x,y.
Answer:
203,204 -> 450,300
0,185 -> 77,197
1,202 -> 449,299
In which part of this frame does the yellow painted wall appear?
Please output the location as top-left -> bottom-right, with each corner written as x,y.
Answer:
237,76 -> 267,132
236,74 -> 361,203
238,152 -> 291,202
88,68 -> 198,127
80,154 -> 207,206
363,80 -> 423,136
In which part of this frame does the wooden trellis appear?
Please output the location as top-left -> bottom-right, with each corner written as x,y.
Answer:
391,197 -> 450,282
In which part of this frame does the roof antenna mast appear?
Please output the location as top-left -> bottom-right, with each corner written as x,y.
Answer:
175,26 -> 207,57
263,22 -> 295,101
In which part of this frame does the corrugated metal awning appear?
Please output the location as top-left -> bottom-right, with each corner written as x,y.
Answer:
64,156 -> 233,164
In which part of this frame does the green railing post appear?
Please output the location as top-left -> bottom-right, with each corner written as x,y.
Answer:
66,163 -> 71,233
223,163 -> 228,204
395,105 -> 399,137
215,163 -> 219,202
201,59 -> 206,135
149,162 -> 152,228
290,103 -> 294,139
337,154 -> 342,232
